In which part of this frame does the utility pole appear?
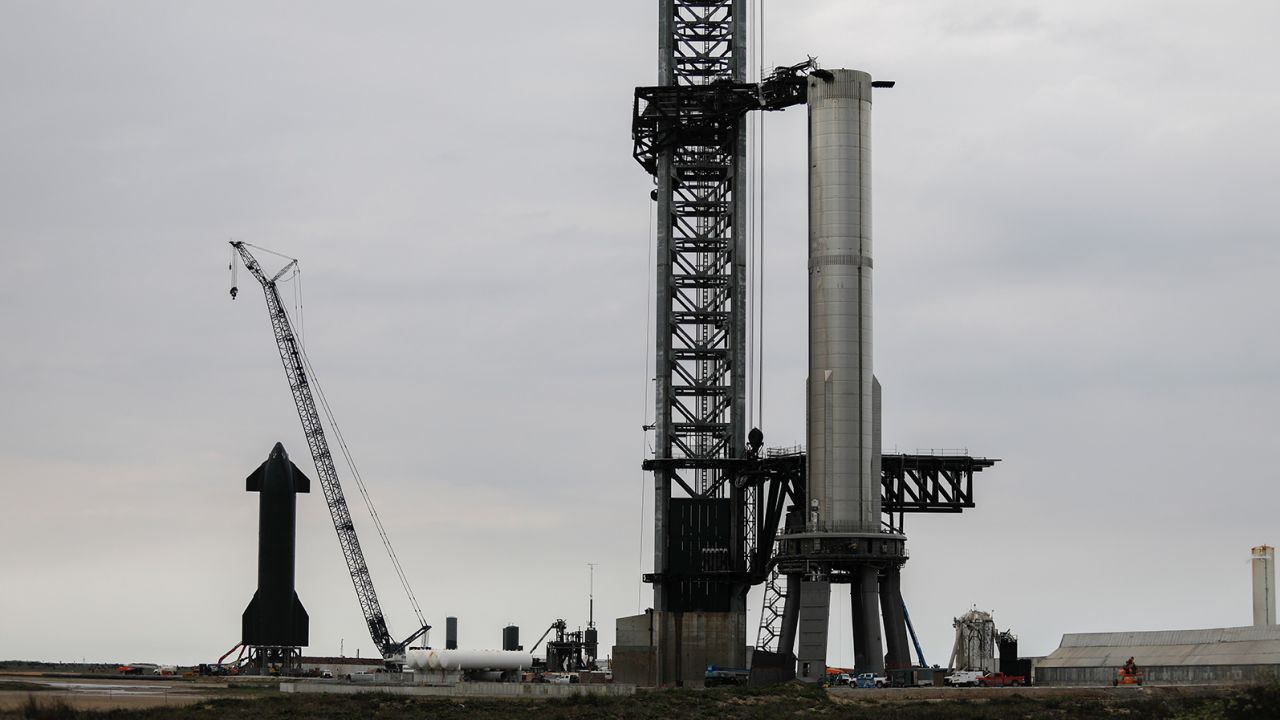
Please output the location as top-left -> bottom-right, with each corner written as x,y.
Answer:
588,563 -> 596,629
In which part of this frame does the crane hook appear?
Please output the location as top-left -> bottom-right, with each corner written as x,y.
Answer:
230,286 -> 238,300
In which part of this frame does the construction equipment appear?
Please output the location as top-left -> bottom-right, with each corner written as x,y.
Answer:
903,601 -> 927,667
229,242 -> 428,666
1114,658 -> 1144,686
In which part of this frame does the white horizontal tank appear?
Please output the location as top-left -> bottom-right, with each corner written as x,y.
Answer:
405,648 -> 533,671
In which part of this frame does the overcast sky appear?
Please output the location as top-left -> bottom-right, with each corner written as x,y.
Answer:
2,1 -> 1278,670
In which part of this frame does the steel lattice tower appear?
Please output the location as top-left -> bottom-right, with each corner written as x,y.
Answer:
651,0 -> 748,613
620,2 -> 999,687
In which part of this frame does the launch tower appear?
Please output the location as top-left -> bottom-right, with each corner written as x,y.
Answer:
613,1 -> 999,686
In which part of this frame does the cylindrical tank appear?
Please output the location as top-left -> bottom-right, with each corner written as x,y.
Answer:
445,617 -> 458,650
584,627 -> 598,659
806,68 -> 880,534
502,625 -> 520,651
406,649 -> 533,672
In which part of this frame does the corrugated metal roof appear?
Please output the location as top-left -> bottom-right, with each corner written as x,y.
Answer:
1061,626 -> 1280,648
1039,625 -> 1280,668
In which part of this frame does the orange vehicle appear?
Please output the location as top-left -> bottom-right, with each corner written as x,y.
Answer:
1113,657 -> 1143,686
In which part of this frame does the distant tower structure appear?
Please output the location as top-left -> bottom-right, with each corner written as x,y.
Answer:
446,617 -> 458,650
615,0 -> 1001,688
949,608 -> 997,673
1253,545 -> 1275,626
637,0 -> 751,687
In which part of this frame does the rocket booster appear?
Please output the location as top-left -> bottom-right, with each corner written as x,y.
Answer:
242,442 -> 310,648
807,69 -> 881,534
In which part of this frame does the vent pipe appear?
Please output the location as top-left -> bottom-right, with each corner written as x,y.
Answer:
1252,546 -> 1275,626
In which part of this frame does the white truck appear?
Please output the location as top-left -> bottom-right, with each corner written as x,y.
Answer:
854,672 -> 888,688
945,670 -> 985,687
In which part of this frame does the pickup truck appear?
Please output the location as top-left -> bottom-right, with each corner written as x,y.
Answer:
705,666 -> 749,687
978,672 -> 1026,687
854,672 -> 888,688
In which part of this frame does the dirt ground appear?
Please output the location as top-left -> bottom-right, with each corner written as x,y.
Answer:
0,674 -> 259,713
0,692 -> 207,713
2,674 -> 1276,719
827,683 -> 1231,702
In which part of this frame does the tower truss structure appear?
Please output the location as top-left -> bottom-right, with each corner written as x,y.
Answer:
642,0 -> 749,617
625,2 -> 997,686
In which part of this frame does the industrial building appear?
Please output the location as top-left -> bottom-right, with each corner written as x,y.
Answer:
1036,626 -> 1280,685
1038,545 -> 1280,685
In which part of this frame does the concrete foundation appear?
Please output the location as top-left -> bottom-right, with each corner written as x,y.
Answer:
852,566 -> 884,672
611,609 -> 747,687
879,567 -> 911,670
795,579 -> 831,682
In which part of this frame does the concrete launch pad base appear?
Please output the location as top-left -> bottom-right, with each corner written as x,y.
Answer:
612,609 -> 747,687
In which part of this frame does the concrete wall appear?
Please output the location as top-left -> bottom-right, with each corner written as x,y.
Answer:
615,612 -> 654,647
300,661 -> 384,677
611,648 -> 654,687
612,611 -> 655,686
282,680 -> 635,697
1038,664 -> 1280,686
660,609 -> 747,687
610,609 -> 746,686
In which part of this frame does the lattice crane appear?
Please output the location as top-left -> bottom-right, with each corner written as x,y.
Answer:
229,241 -> 428,665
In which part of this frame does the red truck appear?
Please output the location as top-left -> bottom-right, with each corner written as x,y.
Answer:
978,672 -> 1026,687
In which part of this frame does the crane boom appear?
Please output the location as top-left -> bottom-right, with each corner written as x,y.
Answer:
230,241 -> 424,662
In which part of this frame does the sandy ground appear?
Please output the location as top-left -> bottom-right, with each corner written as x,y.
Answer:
0,691 -> 214,712
0,674 -> 238,712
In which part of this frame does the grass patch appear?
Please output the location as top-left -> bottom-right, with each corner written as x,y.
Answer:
14,695 -> 81,720
0,683 -> 54,693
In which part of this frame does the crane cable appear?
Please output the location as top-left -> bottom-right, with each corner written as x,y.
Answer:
637,197 -> 655,613
745,1 -> 768,432
295,340 -> 427,630
755,0 -> 767,430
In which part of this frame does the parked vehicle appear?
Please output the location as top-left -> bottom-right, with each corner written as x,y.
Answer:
889,666 -> 944,687
978,672 -> 1025,687
1114,667 -> 1143,686
854,672 -> 888,688
705,665 -> 750,686
945,670 -> 985,687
